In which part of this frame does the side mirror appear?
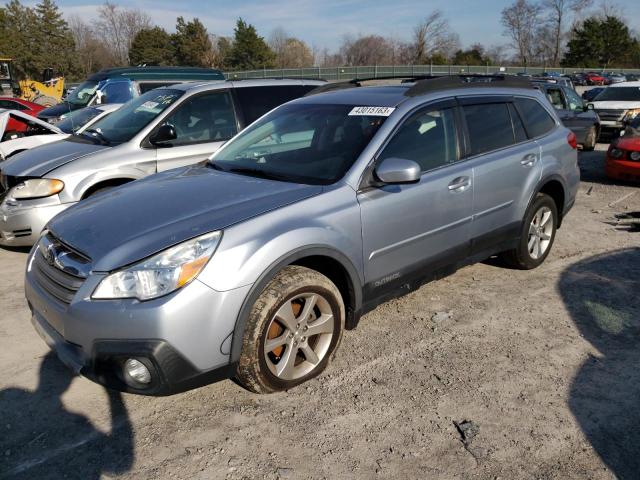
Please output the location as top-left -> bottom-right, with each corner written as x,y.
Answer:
585,103 -> 594,111
150,124 -> 177,146
374,157 -> 421,184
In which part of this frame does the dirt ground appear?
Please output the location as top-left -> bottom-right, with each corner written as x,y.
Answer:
1,145 -> 639,480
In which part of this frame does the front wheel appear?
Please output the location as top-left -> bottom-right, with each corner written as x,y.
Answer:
236,265 -> 345,394
501,193 -> 558,269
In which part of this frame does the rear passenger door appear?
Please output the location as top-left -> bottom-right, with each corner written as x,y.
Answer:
459,97 -> 542,254
359,100 -> 473,295
154,90 -> 239,172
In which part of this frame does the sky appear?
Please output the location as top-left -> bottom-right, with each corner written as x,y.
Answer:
27,0 -> 640,51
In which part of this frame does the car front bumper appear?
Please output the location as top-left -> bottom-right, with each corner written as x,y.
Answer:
25,249 -> 252,395
605,158 -> 640,182
0,200 -> 70,247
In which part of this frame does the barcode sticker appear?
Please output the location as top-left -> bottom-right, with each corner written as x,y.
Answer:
348,106 -> 396,116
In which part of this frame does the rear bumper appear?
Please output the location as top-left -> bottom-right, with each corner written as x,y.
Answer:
0,201 -> 70,246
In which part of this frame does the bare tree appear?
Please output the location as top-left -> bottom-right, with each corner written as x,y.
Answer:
542,0 -> 593,66
68,14 -> 115,76
93,2 -> 151,66
411,11 -> 459,63
501,0 -> 542,67
340,34 -> 396,66
486,44 -> 510,64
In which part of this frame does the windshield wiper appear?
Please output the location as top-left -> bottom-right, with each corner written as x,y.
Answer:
83,128 -> 110,145
227,166 -> 291,182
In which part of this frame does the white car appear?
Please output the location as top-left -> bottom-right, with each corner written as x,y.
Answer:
588,81 -> 640,138
0,104 -> 121,160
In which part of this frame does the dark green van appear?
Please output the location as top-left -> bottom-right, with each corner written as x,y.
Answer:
38,66 -> 225,122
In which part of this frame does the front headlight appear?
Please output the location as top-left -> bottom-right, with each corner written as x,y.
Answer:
624,109 -> 640,121
10,179 -> 64,199
609,148 -> 624,159
92,231 -> 222,301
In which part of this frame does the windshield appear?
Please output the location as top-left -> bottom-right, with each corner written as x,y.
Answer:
65,80 -> 99,106
594,87 -> 640,102
85,89 -> 183,145
57,107 -> 104,134
210,103 -> 388,185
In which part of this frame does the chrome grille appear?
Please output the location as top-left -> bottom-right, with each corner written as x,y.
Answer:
32,233 -> 91,304
596,109 -> 626,122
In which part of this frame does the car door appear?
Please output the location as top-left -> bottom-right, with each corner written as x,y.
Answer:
358,100 -> 473,296
562,86 -> 594,143
459,97 -> 542,253
154,90 -> 239,172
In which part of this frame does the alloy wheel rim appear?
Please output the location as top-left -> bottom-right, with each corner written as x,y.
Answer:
528,206 -> 553,260
263,293 -> 334,381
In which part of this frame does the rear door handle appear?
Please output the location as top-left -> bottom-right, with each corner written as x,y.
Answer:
520,154 -> 537,167
448,176 -> 471,192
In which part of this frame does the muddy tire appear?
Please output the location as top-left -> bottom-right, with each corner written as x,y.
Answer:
236,265 -> 345,394
582,126 -> 597,151
501,193 -> 558,270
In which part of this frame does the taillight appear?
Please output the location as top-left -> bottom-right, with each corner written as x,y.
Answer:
567,131 -> 577,149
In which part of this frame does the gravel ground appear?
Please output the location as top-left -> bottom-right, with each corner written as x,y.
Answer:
1,144 -> 639,480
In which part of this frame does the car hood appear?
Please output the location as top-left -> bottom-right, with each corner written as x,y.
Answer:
0,137 -> 109,177
591,101 -> 640,109
48,165 -> 323,271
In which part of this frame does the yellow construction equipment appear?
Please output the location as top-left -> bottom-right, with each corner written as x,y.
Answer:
0,58 -> 64,106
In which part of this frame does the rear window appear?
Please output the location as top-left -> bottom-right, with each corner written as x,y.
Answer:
463,103 -> 515,155
234,85 -> 319,125
514,98 -> 556,138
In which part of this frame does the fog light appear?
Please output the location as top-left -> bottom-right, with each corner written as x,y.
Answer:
124,358 -> 151,385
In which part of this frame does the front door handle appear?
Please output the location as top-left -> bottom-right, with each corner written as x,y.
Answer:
448,176 -> 471,192
520,154 -> 537,167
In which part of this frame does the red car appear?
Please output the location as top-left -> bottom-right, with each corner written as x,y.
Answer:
585,72 -> 605,86
606,135 -> 640,182
0,97 -> 46,135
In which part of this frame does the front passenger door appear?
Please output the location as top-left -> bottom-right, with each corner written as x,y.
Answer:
358,102 -> 473,297
154,91 -> 238,172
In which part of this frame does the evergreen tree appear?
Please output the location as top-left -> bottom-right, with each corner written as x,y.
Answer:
225,18 -> 276,70
172,17 -> 212,67
0,0 -> 39,79
563,16 -> 639,68
129,27 -> 175,66
33,0 -> 78,77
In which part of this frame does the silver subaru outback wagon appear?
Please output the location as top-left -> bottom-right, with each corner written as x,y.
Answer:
24,76 -> 579,395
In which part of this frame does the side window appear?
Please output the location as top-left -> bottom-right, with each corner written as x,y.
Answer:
235,86 -> 317,125
463,103 -> 515,155
514,97 -> 556,138
564,88 -> 584,112
101,81 -> 136,104
508,103 -> 528,143
545,87 -> 566,110
379,106 -> 458,172
0,100 -> 25,110
162,91 -> 237,146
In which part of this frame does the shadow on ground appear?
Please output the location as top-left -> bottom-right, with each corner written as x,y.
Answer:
559,248 -> 640,479
0,352 -> 133,479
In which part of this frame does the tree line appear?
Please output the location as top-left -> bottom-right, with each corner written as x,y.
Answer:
0,0 -> 638,82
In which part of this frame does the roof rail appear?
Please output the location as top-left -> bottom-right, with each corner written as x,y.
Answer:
227,76 -> 327,83
404,75 -> 532,97
304,74 -> 440,97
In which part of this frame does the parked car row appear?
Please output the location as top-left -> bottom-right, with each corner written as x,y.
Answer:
0,73 -> 583,396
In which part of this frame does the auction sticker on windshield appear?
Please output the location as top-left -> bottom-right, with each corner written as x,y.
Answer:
349,106 -> 395,116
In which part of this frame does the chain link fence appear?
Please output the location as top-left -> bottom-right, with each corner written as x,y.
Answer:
224,64 -> 640,81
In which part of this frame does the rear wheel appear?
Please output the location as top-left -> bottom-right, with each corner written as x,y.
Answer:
237,265 -> 344,394
501,193 -> 558,269
582,126 -> 597,151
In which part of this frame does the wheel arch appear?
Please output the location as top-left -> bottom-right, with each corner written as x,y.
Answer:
229,246 -> 363,363
532,175 -> 567,228
80,177 -> 136,199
